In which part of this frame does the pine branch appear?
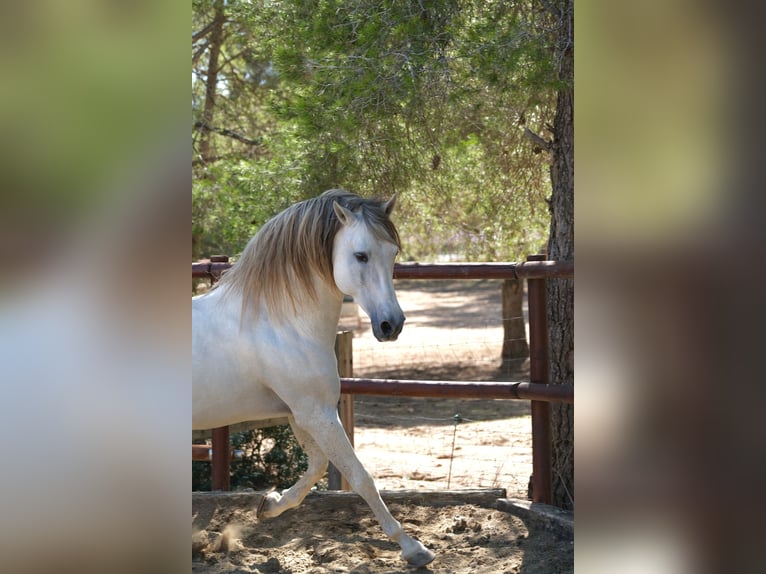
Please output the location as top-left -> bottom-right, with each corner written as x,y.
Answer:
192,41 -> 208,67
193,16 -> 226,44
193,121 -> 261,146
524,128 -> 552,152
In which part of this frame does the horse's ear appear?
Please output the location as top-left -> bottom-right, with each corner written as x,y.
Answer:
383,194 -> 396,216
333,201 -> 357,226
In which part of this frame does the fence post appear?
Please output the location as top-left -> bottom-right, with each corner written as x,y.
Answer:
329,330 -> 354,490
211,426 -> 231,490
209,256 -> 231,491
527,254 -> 552,504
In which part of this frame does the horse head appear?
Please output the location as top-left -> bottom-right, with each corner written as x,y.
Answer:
332,196 -> 405,342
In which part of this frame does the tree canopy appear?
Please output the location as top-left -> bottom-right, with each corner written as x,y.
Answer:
193,0 -> 562,261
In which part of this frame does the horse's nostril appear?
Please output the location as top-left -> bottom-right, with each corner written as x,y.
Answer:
380,321 -> 393,335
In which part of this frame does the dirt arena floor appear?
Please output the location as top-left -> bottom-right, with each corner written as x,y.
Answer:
193,489 -> 573,574
346,279 -> 533,499
193,279 -> 573,573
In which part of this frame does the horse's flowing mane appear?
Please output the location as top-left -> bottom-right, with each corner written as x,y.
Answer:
217,189 -> 400,321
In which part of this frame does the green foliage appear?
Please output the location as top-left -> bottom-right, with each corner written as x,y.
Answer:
192,425 -> 309,492
193,0 -> 560,261
192,153 -> 306,257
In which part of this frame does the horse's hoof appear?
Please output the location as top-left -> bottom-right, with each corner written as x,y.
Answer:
256,489 -> 279,519
405,547 -> 435,568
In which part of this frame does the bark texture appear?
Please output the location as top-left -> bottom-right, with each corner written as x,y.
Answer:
192,0 -> 226,264
547,0 -> 574,510
198,0 -> 226,164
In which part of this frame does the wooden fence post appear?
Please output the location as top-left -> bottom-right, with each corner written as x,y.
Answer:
328,330 -> 354,490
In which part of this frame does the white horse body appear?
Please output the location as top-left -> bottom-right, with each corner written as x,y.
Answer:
192,190 -> 434,567
192,278 -> 341,430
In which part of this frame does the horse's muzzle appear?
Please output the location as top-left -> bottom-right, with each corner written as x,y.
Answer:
373,314 -> 405,342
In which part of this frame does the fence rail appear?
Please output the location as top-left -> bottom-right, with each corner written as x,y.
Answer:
192,259 -> 573,281
340,378 -> 573,403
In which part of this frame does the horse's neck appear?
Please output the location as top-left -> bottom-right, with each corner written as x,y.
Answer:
289,278 -> 344,344
212,277 -> 343,345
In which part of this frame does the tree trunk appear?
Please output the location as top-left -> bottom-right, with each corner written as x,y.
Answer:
547,0 -> 574,510
192,0 -> 224,272
198,0 -> 225,164
501,278 -> 529,374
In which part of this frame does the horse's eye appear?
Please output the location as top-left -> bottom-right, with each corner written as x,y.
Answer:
354,252 -> 369,263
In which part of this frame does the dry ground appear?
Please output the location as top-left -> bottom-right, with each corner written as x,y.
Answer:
192,490 -> 573,574
345,279 -> 533,499
193,280 -> 573,573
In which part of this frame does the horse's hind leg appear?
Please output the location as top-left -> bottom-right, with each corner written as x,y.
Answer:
296,406 -> 435,568
257,419 -> 328,519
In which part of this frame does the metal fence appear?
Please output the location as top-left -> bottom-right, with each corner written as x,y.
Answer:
192,255 -> 574,504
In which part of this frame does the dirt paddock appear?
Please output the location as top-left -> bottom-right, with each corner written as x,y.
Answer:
346,279 -> 535,499
193,279 -> 573,573
192,490 -> 573,574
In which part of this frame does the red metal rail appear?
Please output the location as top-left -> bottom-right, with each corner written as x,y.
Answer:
192,444 -> 210,461
339,378 -> 573,403
394,260 -> 574,280
192,259 -> 574,281
193,444 -> 245,462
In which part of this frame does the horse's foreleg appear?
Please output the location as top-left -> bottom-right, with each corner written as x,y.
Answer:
257,419 -> 328,519
298,407 -> 435,568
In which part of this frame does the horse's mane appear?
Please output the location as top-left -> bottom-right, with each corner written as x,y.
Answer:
217,189 -> 401,321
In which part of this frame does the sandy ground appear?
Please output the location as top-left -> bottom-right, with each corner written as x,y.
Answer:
193,279 -> 573,573
192,490 -> 573,574
344,279 -> 533,500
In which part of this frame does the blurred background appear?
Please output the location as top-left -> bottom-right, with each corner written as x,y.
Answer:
0,0 -> 764,572
577,2 -> 766,573
0,2 -> 189,573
